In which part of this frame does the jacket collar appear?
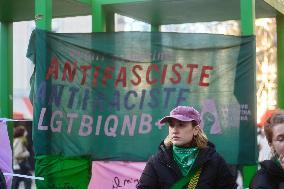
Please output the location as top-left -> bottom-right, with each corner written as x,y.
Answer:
158,142 -> 182,177
261,160 -> 284,179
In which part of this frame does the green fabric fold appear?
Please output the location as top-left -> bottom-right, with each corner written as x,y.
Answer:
35,155 -> 91,189
173,145 -> 199,176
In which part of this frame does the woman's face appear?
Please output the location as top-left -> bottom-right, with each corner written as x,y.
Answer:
168,119 -> 199,147
271,123 -> 284,156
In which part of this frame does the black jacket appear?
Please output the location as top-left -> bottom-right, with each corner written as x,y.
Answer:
250,160 -> 284,189
137,142 -> 237,189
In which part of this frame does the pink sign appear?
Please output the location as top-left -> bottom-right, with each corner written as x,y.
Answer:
88,161 -> 146,189
0,119 -> 13,189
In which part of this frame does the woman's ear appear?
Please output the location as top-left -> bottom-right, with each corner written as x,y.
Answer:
193,125 -> 200,136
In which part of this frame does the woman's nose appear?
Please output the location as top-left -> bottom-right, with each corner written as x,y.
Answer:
171,125 -> 179,132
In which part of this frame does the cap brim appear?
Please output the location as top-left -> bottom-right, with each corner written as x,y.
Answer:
159,115 -> 195,124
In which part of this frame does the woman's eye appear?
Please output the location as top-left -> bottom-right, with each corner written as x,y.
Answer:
276,136 -> 284,142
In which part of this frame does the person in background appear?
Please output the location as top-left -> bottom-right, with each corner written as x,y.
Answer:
12,126 -> 32,189
250,110 -> 284,189
137,106 -> 237,189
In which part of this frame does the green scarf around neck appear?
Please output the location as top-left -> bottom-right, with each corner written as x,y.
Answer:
273,154 -> 283,170
173,145 -> 199,176
272,155 -> 284,177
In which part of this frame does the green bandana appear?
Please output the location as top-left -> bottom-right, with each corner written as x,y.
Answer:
173,145 -> 199,176
273,154 -> 283,169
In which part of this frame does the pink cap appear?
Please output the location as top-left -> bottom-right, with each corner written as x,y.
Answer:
159,106 -> 201,125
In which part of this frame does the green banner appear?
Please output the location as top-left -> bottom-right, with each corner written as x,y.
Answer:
35,155 -> 91,189
28,30 -> 256,164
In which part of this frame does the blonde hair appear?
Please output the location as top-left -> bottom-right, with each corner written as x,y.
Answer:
194,128 -> 208,148
164,123 -> 208,149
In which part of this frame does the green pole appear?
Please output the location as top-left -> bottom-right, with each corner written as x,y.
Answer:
35,0 -> 52,31
34,0 -> 52,186
0,22 -> 13,144
106,11 -> 115,32
32,0 -> 52,183
240,0 -> 255,35
277,14 -> 284,109
240,0 -> 257,187
151,25 -> 160,32
92,0 -> 106,32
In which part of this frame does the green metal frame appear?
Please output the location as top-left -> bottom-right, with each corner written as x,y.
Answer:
97,0 -> 148,4
277,14 -> 284,109
151,25 -> 160,32
0,22 -> 13,144
241,0 -> 255,35
35,0 -> 52,31
240,0 -> 258,187
92,0 -> 106,32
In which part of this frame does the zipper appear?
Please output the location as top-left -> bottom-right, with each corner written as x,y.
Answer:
160,144 -> 182,177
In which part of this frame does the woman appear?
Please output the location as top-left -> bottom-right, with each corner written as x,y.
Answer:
12,126 -> 32,189
137,106 -> 237,189
250,110 -> 284,189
